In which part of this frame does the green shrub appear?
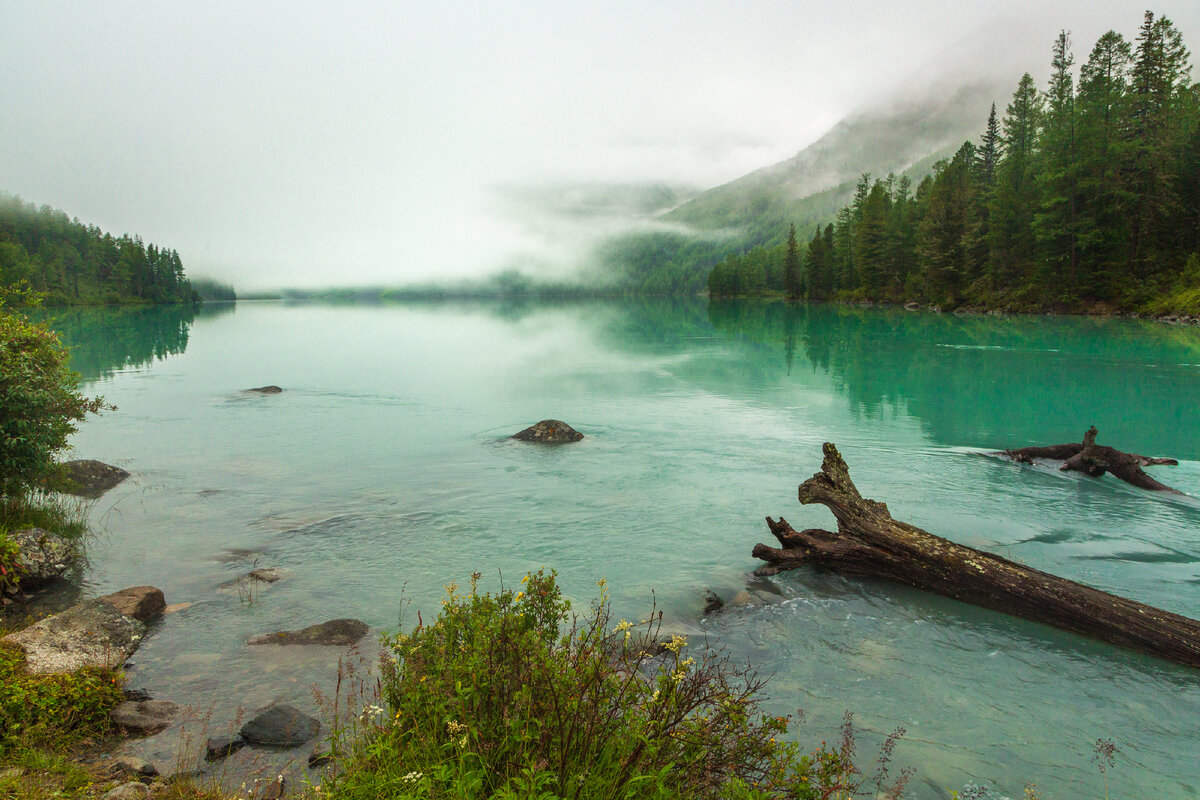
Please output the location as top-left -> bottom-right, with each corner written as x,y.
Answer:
322,571 -> 911,800
0,643 -> 123,752
0,285 -> 105,499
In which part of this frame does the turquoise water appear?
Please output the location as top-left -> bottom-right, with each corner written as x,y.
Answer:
45,299 -> 1200,798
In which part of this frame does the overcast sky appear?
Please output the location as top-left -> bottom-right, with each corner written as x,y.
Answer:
2,1 -> 1196,290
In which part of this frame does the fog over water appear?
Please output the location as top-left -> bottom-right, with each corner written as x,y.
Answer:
2,0 -> 1197,290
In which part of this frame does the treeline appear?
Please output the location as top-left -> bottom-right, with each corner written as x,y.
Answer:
0,194 -> 199,306
711,12 -> 1200,313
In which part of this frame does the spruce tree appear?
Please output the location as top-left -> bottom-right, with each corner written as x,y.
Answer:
783,224 -> 802,300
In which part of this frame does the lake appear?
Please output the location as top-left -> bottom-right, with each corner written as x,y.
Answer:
43,299 -> 1200,798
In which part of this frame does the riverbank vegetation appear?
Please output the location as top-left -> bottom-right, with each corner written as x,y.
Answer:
709,11 -> 1199,315
322,571 -> 913,800
0,194 -> 199,306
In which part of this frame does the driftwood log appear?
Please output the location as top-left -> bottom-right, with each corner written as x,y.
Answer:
753,443 -> 1200,669
1003,426 -> 1179,492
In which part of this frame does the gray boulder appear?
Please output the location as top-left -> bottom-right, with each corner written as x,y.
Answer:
511,419 -> 584,443
246,385 -> 284,394
101,782 -> 151,800
2,598 -> 146,673
248,618 -> 368,647
240,704 -> 320,747
8,528 -> 77,592
58,459 -> 130,498
112,700 -> 178,735
98,586 -> 166,622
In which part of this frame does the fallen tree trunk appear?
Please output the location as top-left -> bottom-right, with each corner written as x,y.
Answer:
1003,426 -> 1180,492
753,443 -> 1200,669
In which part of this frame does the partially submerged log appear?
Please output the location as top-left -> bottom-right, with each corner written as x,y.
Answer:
1003,426 -> 1180,492
753,443 -> 1200,669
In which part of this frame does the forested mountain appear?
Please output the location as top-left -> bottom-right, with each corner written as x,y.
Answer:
595,30 -> 1024,295
709,12 -> 1200,314
0,194 -> 199,305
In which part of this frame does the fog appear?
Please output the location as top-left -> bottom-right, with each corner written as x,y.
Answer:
2,1 -> 1196,291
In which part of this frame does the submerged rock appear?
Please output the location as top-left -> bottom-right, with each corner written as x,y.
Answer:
2,598 -> 146,673
248,618 -> 369,647
511,419 -> 584,443
702,590 -> 724,615
98,586 -> 166,622
58,459 -> 130,497
112,699 -> 178,736
240,704 -> 320,747
205,735 -> 247,762
246,385 -> 284,394
8,528 -> 77,592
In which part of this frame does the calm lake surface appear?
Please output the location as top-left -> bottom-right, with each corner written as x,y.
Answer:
44,299 -> 1200,798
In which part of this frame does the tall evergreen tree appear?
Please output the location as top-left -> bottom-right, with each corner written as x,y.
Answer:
783,224 -> 802,300
1035,30 -> 1081,295
989,73 -> 1044,287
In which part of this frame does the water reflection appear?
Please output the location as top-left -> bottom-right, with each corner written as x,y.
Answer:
38,302 -> 233,382
703,300 -> 1200,459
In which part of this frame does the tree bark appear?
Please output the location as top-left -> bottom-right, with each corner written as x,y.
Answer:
1003,426 -> 1179,492
753,443 -> 1200,669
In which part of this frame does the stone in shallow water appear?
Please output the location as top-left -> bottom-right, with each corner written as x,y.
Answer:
246,385 -> 284,394
248,618 -> 369,647
511,419 -> 584,443
57,459 -> 130,497
205,735 -> 246,762
112,699 -> 178,735
240,704 -> 320,747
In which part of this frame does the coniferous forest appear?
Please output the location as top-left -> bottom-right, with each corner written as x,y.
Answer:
0,193 -> 199,306
709,12 -> 1200,315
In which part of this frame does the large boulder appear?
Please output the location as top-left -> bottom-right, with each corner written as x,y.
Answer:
246,385 -> 283,394
248,618 -> 368,647
240,704 -> 320,748
2,597 -> 146,673
112,699 -> 178,735
57,460 -> 130,498
8,528 -> 77,592
97,586 -> 166,622
511,419 -> 584,443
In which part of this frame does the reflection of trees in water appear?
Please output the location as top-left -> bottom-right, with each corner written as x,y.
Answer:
37,303 -> 230,382
705,300 -> 1200,459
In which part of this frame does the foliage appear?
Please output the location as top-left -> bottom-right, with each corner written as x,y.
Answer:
0,193 -> 199,306
0,643 -> 123,753
0,288 -> 106,498
321,571 -> 912,800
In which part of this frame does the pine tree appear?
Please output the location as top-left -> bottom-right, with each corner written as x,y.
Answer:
989,73 -> 1043,287
783,224 -> 802,300
1035,30 -> 1081,296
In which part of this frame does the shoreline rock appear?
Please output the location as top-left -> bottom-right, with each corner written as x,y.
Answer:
8,527 -> 77,593
58,459 -> 130,498
112,699 -> 178,736
98,586 -> 166,622
511,419 -> 584,443
2,597 -> 147,673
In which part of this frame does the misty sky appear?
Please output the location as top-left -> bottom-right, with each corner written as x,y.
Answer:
2,1 -> 1197,290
